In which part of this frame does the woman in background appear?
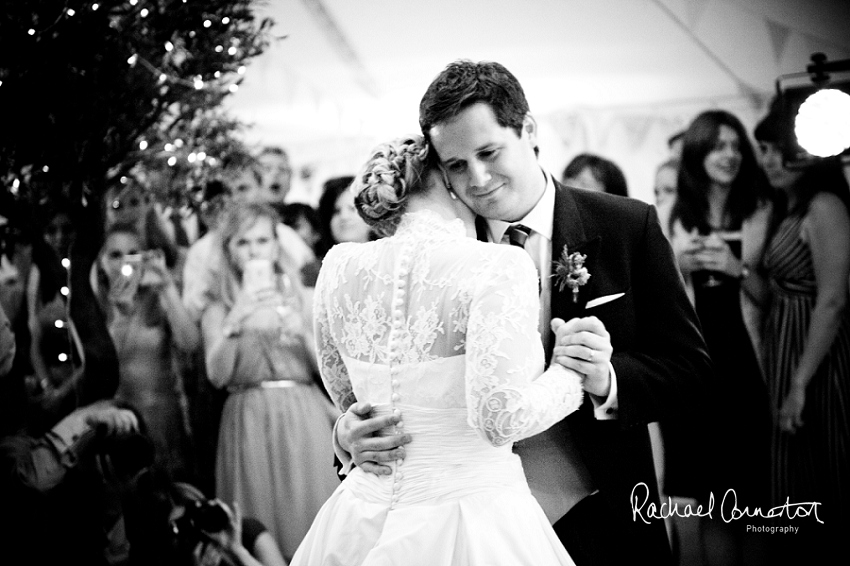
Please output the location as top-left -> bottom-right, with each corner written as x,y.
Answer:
95,222 -> 198,483
753,107 -> 850,561
316,176 -> 374,253
667,109 -> 773,566
201,202 -> 338,561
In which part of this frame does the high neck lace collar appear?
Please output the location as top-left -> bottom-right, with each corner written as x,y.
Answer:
395,209 -> 467,239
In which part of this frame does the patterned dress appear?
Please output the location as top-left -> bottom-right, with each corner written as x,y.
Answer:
762,212 -> 850,524
292,209 -> 583,566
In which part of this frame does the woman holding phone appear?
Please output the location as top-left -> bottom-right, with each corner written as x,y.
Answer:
200,202 -> 339,561
94,221 -> 199,481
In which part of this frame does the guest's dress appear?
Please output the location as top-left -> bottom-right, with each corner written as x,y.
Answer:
762,213 -> 850,522
208,282 -> 339,560
690,231 -> 771,504
292,210 -> 582,565
110,291 -> 195,482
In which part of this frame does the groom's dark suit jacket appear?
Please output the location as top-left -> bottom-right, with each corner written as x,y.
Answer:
479,181 -> 713,564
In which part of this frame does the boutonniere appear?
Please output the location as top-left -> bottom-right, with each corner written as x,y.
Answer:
552,246 -> 591,303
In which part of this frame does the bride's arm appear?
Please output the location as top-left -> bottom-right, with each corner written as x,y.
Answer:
465,248 -> 583,447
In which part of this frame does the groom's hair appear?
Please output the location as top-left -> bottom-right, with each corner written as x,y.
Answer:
419,60 -> 529,144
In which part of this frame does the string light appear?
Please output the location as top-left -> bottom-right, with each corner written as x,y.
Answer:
140,8 -> 149,18
92,3 -> 99,10
60,286 -> 70,296
67,8 -> 76,17
55,320 -> 65,329
58,353 -> 69,362
139,140 -> 148,150
61,258 -> 71,268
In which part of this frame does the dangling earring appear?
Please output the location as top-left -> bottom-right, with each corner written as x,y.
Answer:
448,189 -> 458,201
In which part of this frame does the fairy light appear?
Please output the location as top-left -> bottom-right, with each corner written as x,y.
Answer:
167,156 -> 177,166
187,152 -> 197,163
222,17 -> 231,24
28,29 -> 35,35
164,143 -> 174,151
158,73 -> 167,83
228,84 -> 238,93
203,20 -> 212,28
215,45 -> 223,53
141,8 -> 149,17
165,41 -> 174,52
129,0 -> 138,5
60,286 -> 70,296
61,258 -> 71,268
42,165 -> 49,172
58,353 -> 69,362
55,320 -> 65,329
128,54 -> 138,66
139,140 -> 148,150
238,66 -> 246,75
66,8 -> 76,17
227,46 -> 237,56
92,3 -> 99,10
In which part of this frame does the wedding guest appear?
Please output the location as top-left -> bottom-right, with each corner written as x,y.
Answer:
561,152 -> 629,197
654,158 -> 679,239
316,175 -> 375,251
25,197 -> 85,424
668,109 -> 773,565
257,146 -> 294,205
277,202 -> 323,287
94,222 -> 199,483
754,107 -> 850,562
200,202 -> 338,561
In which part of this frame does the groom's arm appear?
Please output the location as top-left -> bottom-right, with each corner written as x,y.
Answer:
335,402 -> 412,476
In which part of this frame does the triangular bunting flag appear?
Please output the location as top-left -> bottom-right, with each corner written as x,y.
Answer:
765,18 -> 792,67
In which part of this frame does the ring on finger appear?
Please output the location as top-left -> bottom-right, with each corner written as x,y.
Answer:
587,349 -> 595,362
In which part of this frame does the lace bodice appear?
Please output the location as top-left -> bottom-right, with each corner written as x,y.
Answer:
313,210 -> 582,447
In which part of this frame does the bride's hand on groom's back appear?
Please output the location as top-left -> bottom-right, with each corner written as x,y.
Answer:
338,402 -> 412,476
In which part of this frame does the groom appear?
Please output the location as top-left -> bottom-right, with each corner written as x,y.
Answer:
336,60 -> 712,565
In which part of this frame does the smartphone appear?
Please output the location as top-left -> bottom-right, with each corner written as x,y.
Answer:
110,254 -> 143,301
242,258 -> 275,295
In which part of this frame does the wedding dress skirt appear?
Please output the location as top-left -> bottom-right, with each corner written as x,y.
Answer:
291,406 -> 574,566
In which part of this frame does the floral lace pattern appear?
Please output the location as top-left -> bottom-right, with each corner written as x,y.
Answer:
313,209 -> 583,446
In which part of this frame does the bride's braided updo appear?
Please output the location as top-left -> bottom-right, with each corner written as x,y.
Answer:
353,135 -> 430,237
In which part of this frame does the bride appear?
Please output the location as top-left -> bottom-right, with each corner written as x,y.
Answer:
291,135 -> 583,565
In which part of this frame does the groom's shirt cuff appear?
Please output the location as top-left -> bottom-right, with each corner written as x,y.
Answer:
591,362 -> 618,420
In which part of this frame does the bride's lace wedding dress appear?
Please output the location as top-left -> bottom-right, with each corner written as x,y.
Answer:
291,209 -> 582,565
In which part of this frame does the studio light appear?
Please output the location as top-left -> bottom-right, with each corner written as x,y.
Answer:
775,52 -> 850,167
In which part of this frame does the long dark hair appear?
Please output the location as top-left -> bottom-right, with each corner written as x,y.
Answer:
670,110 -> 768,234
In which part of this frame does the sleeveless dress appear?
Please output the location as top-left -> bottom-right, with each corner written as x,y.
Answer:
762,212 -> 850,524
209,277 -> 340,561
690,231 -> 770,504
109,291 -> 195,482
292,210 -> 582,566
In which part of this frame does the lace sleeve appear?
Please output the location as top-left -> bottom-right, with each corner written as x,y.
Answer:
465,247 -> 583,447
313,250 -> 357,413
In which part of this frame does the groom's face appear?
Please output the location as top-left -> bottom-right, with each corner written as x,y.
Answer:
428,102 -> 544,223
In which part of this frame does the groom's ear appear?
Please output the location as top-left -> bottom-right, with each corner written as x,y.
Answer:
522,113 -> 538,144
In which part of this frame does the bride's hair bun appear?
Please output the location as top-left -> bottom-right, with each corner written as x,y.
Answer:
353,135 -> 429,236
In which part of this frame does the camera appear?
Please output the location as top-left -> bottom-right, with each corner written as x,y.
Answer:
171,498 -> 231,537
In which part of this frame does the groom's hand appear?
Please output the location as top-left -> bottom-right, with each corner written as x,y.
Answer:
338,402 -> 412,476
551,316 -> 612,397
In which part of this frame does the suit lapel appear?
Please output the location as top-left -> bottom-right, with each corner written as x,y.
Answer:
551,184 -> 601,322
